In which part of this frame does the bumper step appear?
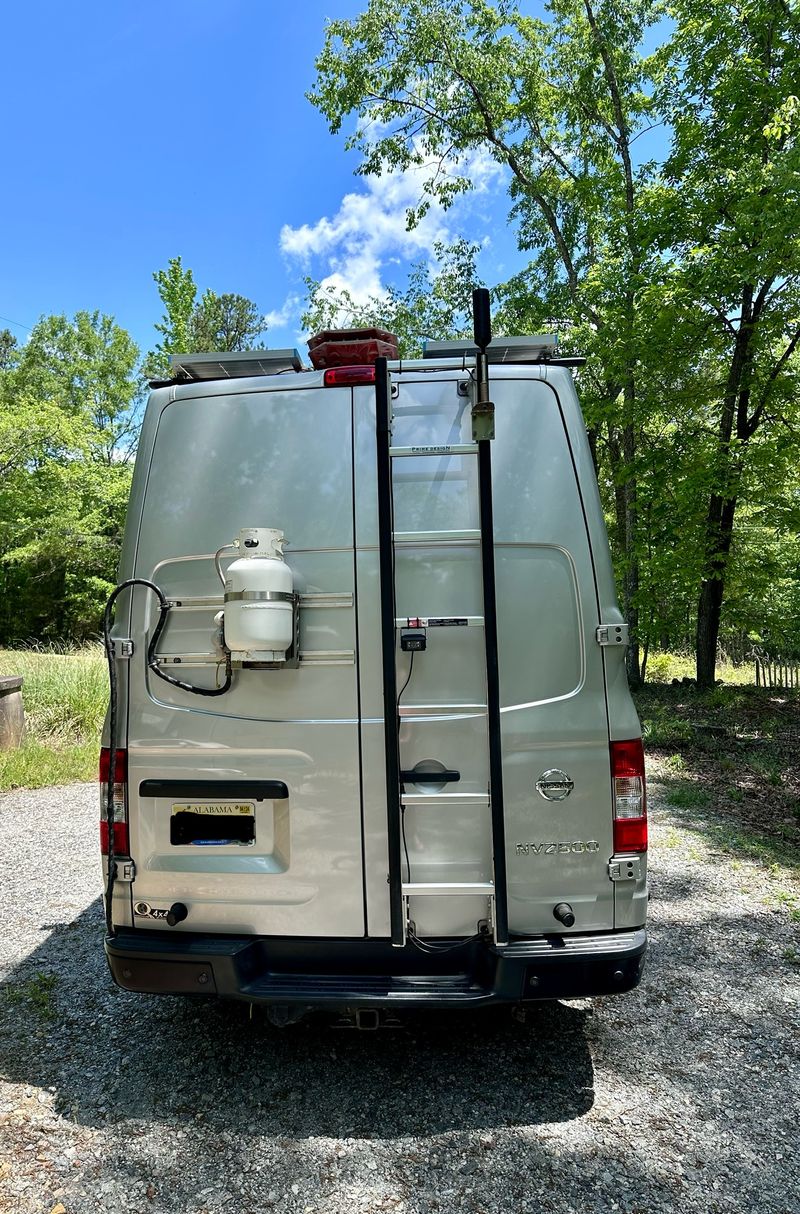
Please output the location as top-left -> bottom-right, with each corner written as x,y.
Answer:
105,928 -> 647,1006
241,972 -> 486,1003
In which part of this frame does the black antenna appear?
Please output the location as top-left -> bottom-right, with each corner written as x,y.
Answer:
472,287 -> 492,351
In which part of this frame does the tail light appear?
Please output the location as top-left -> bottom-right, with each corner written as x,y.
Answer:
611,738 -> 647,852
99,746 -> 129,855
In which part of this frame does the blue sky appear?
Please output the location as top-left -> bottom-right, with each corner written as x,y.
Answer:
0,0 -> 522,359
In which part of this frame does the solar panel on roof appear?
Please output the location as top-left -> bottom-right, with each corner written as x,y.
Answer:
170,349 -> 303,381
423,335 -> 558,363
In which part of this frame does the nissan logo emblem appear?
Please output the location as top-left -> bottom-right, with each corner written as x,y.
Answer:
536,769 -> 574,801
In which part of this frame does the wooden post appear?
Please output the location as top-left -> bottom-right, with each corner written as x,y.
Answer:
0,676 -> 25,749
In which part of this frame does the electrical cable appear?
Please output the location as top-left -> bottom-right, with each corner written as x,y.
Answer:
102,577 -> 235,936
397,648 -> 415,703
0,313 -> 32,333
407,927 -> 484,955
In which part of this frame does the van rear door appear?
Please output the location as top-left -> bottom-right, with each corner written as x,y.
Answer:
354,370 -> 614,938
125,382 -> 365,937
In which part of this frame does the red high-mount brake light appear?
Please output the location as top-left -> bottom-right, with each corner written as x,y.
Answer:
310,327 -> 398,370
99,746 -> 129,855
610,738 -> 647,853
323,365 -> 377,387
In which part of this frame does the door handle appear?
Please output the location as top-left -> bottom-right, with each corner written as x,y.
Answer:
399,769 -> 460,785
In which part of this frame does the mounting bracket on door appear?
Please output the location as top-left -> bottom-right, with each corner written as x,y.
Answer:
596,623 -> 630,647
472,289 -> 495,442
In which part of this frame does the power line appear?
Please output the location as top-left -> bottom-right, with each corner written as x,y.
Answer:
0,313 -> 33,333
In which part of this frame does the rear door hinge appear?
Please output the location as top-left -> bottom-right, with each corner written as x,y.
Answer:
112,638 -> 135,660
608,856 -> 643,882
116,860 -> 136,882
596,624 -> 629,648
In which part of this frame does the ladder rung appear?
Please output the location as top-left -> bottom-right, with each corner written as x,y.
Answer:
395,615 -> 484,628
402,882 -> 495,897
389,444 -> 478,457
401,793 -> 490,805
399,703 -> 487,718
392,529 -> 481,544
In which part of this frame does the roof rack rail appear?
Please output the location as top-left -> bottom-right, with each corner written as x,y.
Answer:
169,349 -> 304,382
423,335 -> 558,363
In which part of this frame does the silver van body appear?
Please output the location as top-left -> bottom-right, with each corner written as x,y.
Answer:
103,352 -> 647,1008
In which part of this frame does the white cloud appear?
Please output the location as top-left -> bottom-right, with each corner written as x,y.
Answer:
263,294 -> 301,330
280,149 -> 505,305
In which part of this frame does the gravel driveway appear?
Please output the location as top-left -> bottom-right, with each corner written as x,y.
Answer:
0,778 -> 797,1214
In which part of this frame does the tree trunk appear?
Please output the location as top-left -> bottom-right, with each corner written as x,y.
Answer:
695,495 -> 737,689
622,415 -> 641,688
605,419 -> 641,685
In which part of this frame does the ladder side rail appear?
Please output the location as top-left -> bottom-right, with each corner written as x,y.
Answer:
472,286 -> 509,948
478,439 -> 510,948
374,356 -> 406,947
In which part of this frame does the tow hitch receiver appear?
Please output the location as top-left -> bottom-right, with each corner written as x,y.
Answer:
334,1009 -> 403,1031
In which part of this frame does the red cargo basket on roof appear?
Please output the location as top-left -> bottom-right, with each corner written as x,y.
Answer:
308,327 -> 399,370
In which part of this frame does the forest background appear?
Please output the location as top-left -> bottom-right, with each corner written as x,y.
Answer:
1,0 -> 798,691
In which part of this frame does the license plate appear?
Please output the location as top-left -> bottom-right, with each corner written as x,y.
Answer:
171,802 -> 255,817
169,802 -> 256,846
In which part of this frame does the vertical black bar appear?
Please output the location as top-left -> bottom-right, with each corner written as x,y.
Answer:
472,287 -> 492,349
375,357 -> 405,947
478,439 -> 509,947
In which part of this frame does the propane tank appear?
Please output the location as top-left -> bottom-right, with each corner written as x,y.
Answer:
222,528 -> 294,662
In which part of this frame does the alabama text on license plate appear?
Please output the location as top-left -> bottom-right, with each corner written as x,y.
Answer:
171,802 -> 255,817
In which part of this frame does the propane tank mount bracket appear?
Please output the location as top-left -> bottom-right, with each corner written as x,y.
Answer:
235,591 -> 302,669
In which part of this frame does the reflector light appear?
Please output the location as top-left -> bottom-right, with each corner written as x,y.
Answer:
323,365 -> 377,387
99,746 -> 129,856
100,820 -> 130,856
611,738 -> 647,853
613,816 -> 648,853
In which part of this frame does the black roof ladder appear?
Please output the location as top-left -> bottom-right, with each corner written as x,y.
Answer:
374,288 -> 509,949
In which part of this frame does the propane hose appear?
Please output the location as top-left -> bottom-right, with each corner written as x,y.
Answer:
102,578 -> 234,935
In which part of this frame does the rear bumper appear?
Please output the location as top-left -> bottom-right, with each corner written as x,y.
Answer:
106,927 -> 646,1008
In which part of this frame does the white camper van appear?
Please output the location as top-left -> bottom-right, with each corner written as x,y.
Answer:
101,302 -> 647,1018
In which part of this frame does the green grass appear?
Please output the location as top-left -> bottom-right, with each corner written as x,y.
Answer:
644,650 -> 756,685
0,645 -> 106,790
692,819 -> 799,876
664,781 -> 712,809
1,971 -> 58,1019
745,753 -> 784,786
640,711 -> 695,748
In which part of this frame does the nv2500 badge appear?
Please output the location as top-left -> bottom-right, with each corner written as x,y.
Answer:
515,840 -> 601,856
